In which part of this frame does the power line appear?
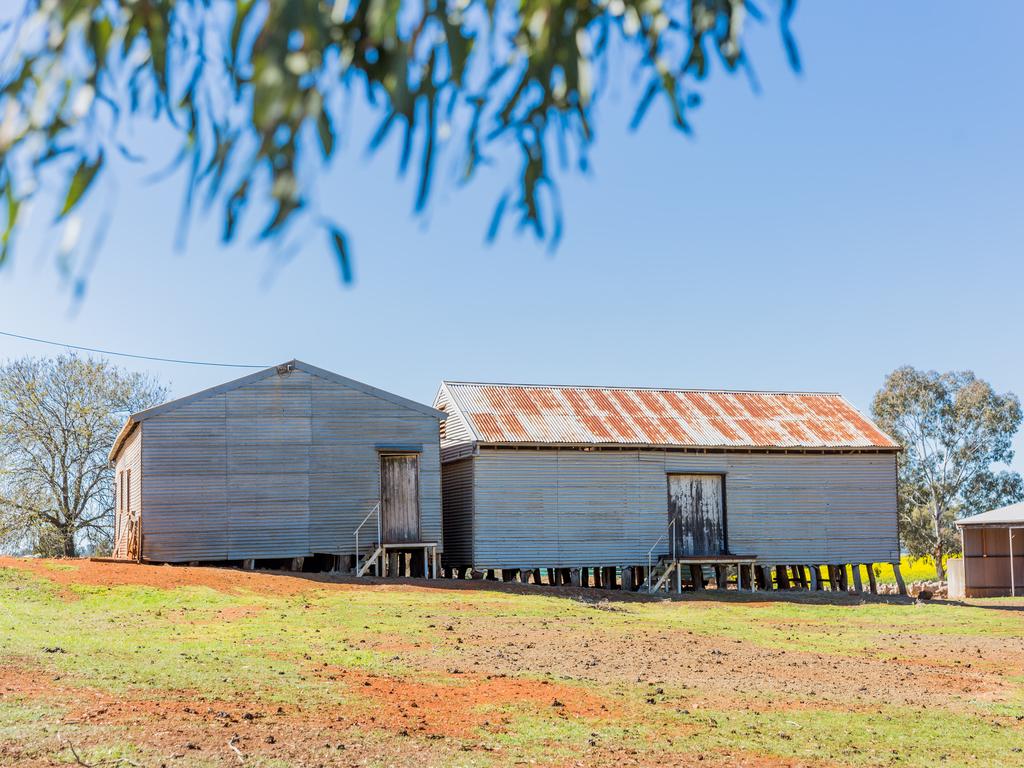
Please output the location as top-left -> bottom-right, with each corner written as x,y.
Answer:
0,330 -> 268,369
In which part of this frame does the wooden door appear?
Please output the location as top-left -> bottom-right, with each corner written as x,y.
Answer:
380,454 -> 420,544
667,474 -> 725,556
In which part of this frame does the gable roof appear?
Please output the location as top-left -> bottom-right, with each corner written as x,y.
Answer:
956,502 -> 1024,527
437,381 -> 899,451
110,361 -> 444,462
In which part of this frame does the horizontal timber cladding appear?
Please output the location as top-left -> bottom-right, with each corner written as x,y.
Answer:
139,367 -> 442,563
440,458 -> 474,566
434,384 -> 476,463
112,425 -> 142,559
467,448 -> 899,569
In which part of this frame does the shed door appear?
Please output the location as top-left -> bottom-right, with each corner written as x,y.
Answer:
381,454 -> 420,544
668,474 -> 725,556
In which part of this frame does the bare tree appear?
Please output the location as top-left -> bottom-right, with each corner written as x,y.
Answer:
0,355 -> 166,557
872,367 -> 1023,580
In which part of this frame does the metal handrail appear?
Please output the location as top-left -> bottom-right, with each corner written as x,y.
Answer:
354,501 -> 381,573
645,518 -> 676,592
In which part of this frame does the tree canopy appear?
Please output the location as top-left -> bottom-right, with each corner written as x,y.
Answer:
0,0 -> 798,287
872,367 -> 1023,579
0,355 -> 166,557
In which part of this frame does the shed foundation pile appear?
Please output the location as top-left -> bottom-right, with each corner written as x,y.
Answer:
438,561 -> 907,596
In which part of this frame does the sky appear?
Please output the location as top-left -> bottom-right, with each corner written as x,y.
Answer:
2,3 -> 1023,471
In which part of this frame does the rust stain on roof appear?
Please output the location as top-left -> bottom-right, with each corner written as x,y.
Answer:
442,383 -> 899,451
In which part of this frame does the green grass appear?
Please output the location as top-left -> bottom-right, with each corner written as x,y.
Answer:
489,698 -> 1024,768
2,564 -> 1023,767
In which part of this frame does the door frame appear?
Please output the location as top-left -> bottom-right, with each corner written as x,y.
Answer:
665,472 -> 729,555
378,450 -> 423,544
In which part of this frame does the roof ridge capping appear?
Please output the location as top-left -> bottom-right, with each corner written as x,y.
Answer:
441,380 -> 844,396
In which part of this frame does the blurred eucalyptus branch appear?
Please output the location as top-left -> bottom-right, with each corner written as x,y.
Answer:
0,0 -> 798,286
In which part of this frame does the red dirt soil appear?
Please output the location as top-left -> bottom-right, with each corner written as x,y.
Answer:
3,557 -> 1023,767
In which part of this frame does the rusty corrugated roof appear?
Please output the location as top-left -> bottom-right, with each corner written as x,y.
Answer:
440,382 -> 899,450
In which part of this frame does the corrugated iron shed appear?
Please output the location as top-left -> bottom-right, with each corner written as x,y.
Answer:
439,382 -> 898,451
957,502 -> 1024,527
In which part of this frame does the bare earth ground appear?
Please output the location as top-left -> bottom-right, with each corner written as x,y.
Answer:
1,558 -> 1023,768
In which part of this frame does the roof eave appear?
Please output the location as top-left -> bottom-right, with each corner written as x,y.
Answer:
473,440 -> 901,452
108,418 -> 138,465
436,381 -> 481,440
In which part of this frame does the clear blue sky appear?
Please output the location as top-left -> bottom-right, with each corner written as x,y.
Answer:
2,3 -> 1022,471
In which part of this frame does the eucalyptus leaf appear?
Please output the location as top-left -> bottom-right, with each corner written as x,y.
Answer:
58,152 -> 104,220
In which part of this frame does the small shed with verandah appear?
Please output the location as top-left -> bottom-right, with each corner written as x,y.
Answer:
435,381 -> 903,593
951,503 -> 1024,597
108,360 -> 446,575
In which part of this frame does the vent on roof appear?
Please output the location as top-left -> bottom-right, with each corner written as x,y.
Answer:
276,363 -> 295,375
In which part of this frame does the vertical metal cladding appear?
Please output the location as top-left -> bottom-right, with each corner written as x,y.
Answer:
440,458 -> 474,566
466,448 -> 899,570
129,363 -> 443,563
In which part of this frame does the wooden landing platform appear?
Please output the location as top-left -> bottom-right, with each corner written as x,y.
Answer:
670,554 -> 758,565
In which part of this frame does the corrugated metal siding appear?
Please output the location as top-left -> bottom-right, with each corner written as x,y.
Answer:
141,393 -> 231,561
140,369 -> 442,562
225,373 -> 311,558
112,425 -> 142,559
308,373 -> 442,555
441,458 -> 474,566
443,382 -> 898,450
434,384 -> 476,462
467,448 -> 899,569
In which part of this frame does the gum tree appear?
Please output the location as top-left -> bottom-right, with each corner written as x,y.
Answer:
872,367 -> 1023,580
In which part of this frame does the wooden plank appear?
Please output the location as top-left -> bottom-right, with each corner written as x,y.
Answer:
851,564 -> 863,593
892,562 -> 907,596
668,474 -> 725,556
381,454 -> 420,544
776,565 -> 790,590
690,564 -> 704,591
714,564 -> 727,590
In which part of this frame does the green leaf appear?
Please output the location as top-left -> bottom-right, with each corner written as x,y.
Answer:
317,109 -> 334,159
259,196 -> 303,239
1,185 -> 20,265
88,16 -> 113,66
230,0 -> 257,69
328,226 -> 353,284
223,179 -> 249,242
59,152 -> 103,220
